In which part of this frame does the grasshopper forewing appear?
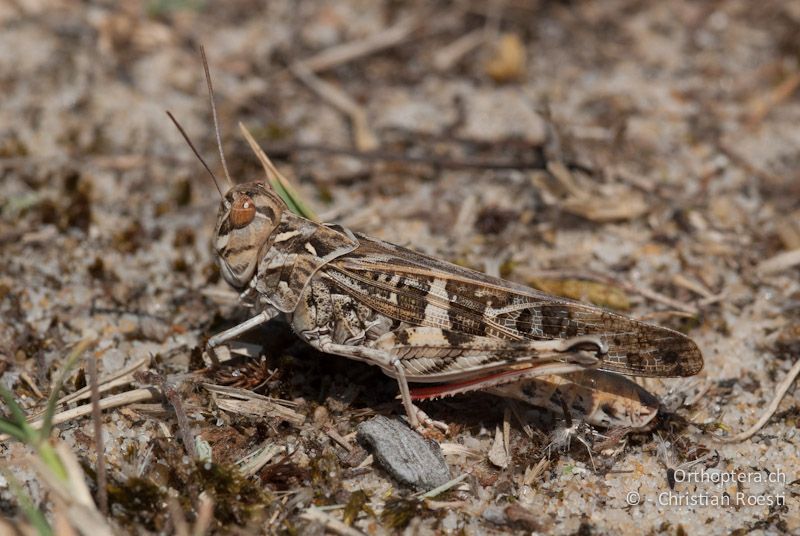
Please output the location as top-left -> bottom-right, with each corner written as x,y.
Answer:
172,52 -> 703,430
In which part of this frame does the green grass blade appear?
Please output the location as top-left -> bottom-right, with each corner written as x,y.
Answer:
238,121 -> 320,222
269,175 -> 319,222
0,384 -> 39,443
37,443 -> 69,483
269,177 -> 302,216
0,384 -> 31,427
0,417 -> 28,442
41,338 -> 94,439
2,468 -> 53,536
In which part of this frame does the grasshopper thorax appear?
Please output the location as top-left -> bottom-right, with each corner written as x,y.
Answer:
215,181 -> 286,288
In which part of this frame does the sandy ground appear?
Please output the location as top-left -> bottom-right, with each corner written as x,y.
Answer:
1,1 -> 799,534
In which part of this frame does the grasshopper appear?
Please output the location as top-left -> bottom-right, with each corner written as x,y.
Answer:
169,51 -> 702,430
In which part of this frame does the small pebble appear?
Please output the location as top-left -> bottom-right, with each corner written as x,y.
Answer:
483,506 -> 508,525
357,416 -> 451,491
313,405 -> 329,425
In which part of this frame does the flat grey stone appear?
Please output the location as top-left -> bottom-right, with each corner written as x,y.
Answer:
357,416 -> 451,491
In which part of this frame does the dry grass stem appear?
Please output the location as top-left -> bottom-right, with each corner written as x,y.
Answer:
168,496 -> 191,536
746,71 -> 800,126
424,500 -> 467,510
415,473 -> 469,499
671,273 -> 714,300
522,457 -> 550,486
18,372 -> 44,399
756,248 -> 800,275
301,506 -> 366,536
713,358 -> 800,443
299,18 -> 419,73
505,399 -> 534,439
193,494 -> 215,536
50,356 -> 150,411
29,443 -> 114,536
326,426 -> 354,453
202,383 -> 305,427
0,388 -> 159,442
236,443 -> 285,477
433,28 -> 488,71
439,443 -> 483,459
289,62 -> 378,151
87,354 -> 107,515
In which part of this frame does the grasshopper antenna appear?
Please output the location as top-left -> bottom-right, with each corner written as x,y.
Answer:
166,111 -> 226,199
200,46 -> 234,191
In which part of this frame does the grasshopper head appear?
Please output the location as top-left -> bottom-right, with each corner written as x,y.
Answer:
215,181 -> 285,288
165,51 -> 291,289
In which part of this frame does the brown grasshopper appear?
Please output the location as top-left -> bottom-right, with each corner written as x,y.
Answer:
169,51 -> 702,430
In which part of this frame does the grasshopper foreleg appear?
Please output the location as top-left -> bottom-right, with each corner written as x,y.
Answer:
206,309 -> 278,365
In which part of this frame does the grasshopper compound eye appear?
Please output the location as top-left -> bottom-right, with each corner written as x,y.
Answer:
230,195 -> 256,228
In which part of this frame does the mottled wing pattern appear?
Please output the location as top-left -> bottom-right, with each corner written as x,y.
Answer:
323,234 -> 703,378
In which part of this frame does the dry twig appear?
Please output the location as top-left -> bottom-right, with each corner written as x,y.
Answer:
87,354 -> 107,515
136,371 -> 197,459
712,358 -> 800,443
745,72 -> 800,126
